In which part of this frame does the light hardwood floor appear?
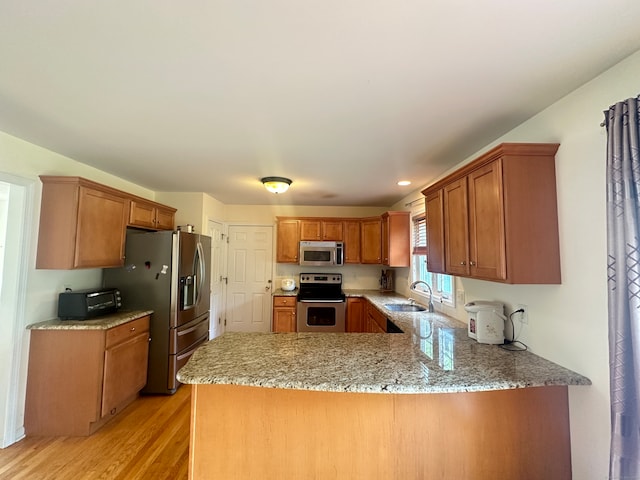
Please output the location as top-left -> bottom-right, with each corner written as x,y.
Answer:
0,386 -> 190,480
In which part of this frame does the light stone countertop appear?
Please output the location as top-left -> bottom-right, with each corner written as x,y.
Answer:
27,310 -> 153,330
178,290 -> 591,394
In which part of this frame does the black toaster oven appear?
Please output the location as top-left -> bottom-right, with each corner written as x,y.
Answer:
57,287 -> 122,320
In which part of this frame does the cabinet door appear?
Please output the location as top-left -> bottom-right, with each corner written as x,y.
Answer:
346,297 -> 365,332
155,207 -> 175,230
75,186 -> 128,268
102,331 -> 150,417
425,191 -> 445,274
277,220 -> 300,263
300,220 -> 322,240
272,296 -> 297,332
443,178 -> 469,276
468,161 -> 506,280
273,307 -> 296,332
129,200 -> 175,231
383,212 -> 410,267
381,215 -> 390,265
343,220 -> 361,264
322,220 -> 343,241
360,217 -> 382,264
129,200 -> 157,229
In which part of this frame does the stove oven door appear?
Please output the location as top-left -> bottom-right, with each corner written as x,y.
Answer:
296,300 -> 346,332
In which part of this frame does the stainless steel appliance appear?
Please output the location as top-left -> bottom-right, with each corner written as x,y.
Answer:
296,273 -> 346,332
299,241 -> 343,267
57,287 -> 122,320
103,230 -> 211,394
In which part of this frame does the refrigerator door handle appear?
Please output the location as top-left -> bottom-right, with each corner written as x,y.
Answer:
194,241 -> 206,307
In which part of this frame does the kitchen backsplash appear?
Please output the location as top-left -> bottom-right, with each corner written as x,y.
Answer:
275,264 -> 387,290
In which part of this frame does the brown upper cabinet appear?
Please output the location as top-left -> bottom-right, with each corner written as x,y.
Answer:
360,217 -> 382,264
422,143 -> 561,284
276,218 -> 301,263
299,219 -> 344,241
381,211 -> 410,267
343,219 -> 361,264
129,198 -> 176,230
277,214 -> 408,266
36,176 -> 176,269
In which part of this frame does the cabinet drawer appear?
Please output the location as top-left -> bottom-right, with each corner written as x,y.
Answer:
273,296 -> 296,307
105,316 -> 150,349
171,314 -> 209,354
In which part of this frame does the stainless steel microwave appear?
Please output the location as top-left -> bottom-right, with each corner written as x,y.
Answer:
299,241 -> 343,266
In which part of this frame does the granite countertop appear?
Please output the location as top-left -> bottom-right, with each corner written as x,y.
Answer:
177,291 -> 591,394
27,310 -> 154,330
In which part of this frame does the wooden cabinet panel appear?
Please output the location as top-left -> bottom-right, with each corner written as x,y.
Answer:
300,219 -> 343,241
300,220 -> 322,240
423,143 -> 561,284
129,199 -> 176,231
36,176 -> 177,269
443,177 -> 470,277
366,301 -> 387,333
346,297 -> 365,332
382,211 -> 410,267
321,220 -> 343,241
36,177 -> 129,269
425,190 -> 445,274
272,296 -> 296,332
343,220 -> 361,264
467,161 -> 506,280
25,315 -> 150,436
102,331 -> 150,417
360,217 -> 382,264
276,219 -> 300,263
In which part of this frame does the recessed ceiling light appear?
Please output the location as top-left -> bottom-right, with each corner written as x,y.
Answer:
397,180 -> 411,186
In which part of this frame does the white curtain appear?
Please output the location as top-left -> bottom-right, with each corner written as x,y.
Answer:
605,94 -> 640,479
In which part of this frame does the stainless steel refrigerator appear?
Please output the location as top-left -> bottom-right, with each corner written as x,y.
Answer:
104,230 -> 211,394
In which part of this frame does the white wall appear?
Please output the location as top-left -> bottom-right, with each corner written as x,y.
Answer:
394,49 -> 640,479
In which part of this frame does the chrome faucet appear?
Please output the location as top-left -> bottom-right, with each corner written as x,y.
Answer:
409,280 -> 435,312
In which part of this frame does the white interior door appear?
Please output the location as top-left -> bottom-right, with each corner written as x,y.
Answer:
225,225 -> 273,332
207,220 -> 226,339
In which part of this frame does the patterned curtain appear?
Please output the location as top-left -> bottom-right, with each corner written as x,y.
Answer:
605,94 -> 640,479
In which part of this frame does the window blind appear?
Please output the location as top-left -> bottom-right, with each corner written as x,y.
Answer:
412,213 -> 427,255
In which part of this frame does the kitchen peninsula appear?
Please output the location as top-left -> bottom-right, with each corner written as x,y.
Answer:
178,292 -> 590,480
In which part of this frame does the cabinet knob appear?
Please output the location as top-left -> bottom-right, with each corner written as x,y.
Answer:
469,261 -> 476,266
130,327 -> 136,332
460,261 -> 466,265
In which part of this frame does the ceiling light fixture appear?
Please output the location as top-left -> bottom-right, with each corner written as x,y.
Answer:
261,176 -> 292,194
397,180 -> 411,186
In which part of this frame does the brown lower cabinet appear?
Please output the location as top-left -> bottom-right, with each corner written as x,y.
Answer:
25,315 -> 150,436
272,296 -> 297,332
366,301 -> 387,333
346,297 -> 365,332
187,384 -> 572,479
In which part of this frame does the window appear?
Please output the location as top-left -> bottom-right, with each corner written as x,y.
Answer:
411,211 -> 454,307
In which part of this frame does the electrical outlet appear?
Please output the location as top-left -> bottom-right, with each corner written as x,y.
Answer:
456,290 -> 465,305
516,304 -> 528,324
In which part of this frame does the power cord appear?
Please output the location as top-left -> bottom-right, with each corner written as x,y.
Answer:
499,309 -> 528,351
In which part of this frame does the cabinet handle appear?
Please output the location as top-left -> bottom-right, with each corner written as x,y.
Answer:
460,261 -> 466,265
469,261 -> 476,266
130,327 -> 136,332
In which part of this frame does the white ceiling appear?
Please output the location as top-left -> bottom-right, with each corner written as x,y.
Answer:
1,1 -> 639,206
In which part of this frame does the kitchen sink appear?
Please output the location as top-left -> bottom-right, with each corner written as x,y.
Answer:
384,303 -> 427,312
